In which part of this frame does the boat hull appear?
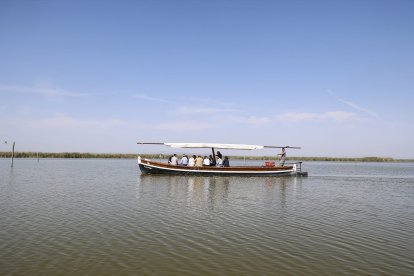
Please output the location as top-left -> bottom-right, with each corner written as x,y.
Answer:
138,157 -> 296,176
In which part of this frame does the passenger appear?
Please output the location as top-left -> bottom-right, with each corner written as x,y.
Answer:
180,154 -> 188,166
216,151 -> 222,159
223,156 -> 230,167
203,156 -> 210,166
216,155 -> 223,166
168,155 -> 172,164
195,155 -> 203,167
188,155 -> 196,167
170,154 -> 178,165
209,154 -> 216,166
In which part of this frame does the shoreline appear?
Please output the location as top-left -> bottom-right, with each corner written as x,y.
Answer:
0,152 -> 413,162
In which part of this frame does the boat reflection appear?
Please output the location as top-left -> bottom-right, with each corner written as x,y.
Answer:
137,175 -> 303,208
185,176 -> 230,210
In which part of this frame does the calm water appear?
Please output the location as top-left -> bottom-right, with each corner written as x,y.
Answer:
1,159 -> 414,275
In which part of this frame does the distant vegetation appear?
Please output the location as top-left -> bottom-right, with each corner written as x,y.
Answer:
0,151 -> 413,162
232,156 -> 410,162
0,152 -> 137,159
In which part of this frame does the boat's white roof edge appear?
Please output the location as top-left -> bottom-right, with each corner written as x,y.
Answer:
165,143 -> 263,150
137,142 -> 301,150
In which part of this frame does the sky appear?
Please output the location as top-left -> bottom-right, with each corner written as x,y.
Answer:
0,0 -> 413,158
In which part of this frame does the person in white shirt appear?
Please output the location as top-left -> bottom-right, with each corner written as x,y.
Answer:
180,154 -> 188,166
188,155 -> 196,166
216,156 -> 223,166
203,156 -> 210,166
216,151 -> 222,159
170,154 -> 178,165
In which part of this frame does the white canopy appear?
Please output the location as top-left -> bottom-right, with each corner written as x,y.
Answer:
164,143 -> 264,150
137,142 -> 300,150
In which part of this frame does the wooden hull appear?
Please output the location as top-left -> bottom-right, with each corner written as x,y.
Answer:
138,157 -> 297,176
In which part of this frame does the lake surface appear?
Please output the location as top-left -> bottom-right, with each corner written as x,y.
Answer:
1,159 -> 414,275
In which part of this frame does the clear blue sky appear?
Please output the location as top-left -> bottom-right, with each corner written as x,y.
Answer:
1,0 -> 413,158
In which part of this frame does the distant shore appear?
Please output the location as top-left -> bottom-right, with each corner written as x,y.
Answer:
0,151 -> 413,162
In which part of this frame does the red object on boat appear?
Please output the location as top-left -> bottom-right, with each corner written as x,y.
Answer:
265,161 -> 275,167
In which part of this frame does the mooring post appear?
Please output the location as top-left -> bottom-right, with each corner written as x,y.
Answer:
11,141 -> 15,167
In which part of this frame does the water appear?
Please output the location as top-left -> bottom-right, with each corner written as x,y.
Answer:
1,159 -> 414,275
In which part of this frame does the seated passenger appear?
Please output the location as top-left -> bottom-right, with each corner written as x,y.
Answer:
180,154 -> 188,166
203,156 -> 210,166
195,155 -> 203,167
216,151 -> 222,159
188,155 -> 196,167
216,155 -> 223,166
170,154 -> 178,165
223,156 -> 230,167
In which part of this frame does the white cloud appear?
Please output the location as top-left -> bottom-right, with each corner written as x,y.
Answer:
246,116 -> 272,126
26,116 -> 128,129
186,97 -> 238,107
208,114 -> 272,127
2,114 -> 215,134
175,106 -> 238,114
132,93 -> 169,103
276,112 -> 321,122
324,111 -> 356,122
0,84 -> 89,97
153,121 -> 215,131
337,98 -> 378,118
328,90 -> 378,118
276,111 -> 356,122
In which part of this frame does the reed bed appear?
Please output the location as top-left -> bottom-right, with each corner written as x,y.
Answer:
0,152 -> 412,162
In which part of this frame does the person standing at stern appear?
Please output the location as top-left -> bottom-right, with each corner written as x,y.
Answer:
278,148 -> 286,166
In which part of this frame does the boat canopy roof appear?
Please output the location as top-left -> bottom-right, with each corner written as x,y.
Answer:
165,143 -> 263,150
137,142 -> 301,150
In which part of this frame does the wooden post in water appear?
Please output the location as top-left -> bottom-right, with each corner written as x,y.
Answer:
11,141 -> 15,167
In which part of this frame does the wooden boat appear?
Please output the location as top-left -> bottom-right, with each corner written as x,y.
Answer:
137,142 -> 307,176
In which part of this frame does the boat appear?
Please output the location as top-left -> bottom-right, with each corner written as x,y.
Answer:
137,142 -> 308,176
